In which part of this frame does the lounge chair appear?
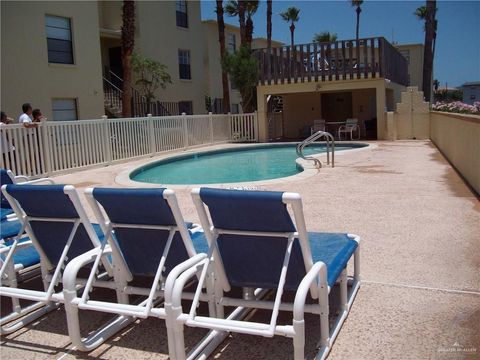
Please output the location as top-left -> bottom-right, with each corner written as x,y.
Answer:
62,187 -> 210,352
338,118 -> 360,140
0,184 -> 111,335
166,188 -> 361,360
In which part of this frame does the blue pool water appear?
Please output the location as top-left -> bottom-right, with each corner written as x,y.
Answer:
131,143 -> 367,184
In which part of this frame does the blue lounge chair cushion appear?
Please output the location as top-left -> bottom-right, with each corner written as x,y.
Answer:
8,238 -> 40,269
4,185 -> 80,218
199,188 -> 296,232
1,218 -> 22,239
1,207 -> 13,220
92,188 -> 199,277
92,188 -> 177,226
216,232 -> 357,290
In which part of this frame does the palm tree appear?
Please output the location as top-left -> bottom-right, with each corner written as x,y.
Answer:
416,1 -> 437,102
216,0 -> 230,113
280,6 -> 300,49
121,0 -> 135,117
313,31 -> 338,43
415,5 -> 438,68
225,1 -> 259,48
351,0 -> 363,41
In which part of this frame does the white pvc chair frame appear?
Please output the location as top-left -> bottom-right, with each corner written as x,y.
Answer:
61,188 -> 213,352
0,184 -> 113,335
338,118 -> 361,140
165,189 -> 361,360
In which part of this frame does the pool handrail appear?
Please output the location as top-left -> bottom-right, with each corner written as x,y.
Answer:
296,131 -> 335,168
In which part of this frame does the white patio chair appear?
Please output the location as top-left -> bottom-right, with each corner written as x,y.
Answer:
338,118 -> 360,140
310,118 -> 326,134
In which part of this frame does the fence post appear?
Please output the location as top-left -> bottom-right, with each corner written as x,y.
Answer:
254,111 -> 259,142
40,122 -> 52,175
102,115 -> 113,164
227,112 -> 232,141
182,112 -> 188,149
209,112 -> 214,144
147,113 -> 156,155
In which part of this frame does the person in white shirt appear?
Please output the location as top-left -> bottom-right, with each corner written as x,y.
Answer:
18,103 -> 37,129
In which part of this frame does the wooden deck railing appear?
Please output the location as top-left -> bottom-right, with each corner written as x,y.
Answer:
253,37 -> 408,86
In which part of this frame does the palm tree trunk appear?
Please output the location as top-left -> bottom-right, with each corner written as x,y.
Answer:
245,17 -> 254,48
216,0 -> 230,113
422,0 -> 436,102
267,0 -> 272,50
267,0 -> 272,83
121,0 -> 135,118
238,0 -> 246,46
355,6 -> 361,41
289,23 -> 295,49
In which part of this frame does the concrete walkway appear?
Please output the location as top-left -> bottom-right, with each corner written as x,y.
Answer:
1,141 -> 479,359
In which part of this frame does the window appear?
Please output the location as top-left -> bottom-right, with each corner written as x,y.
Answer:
178,49 -> 191,79
176,0 -> 188,28
179,101 -> 193,115
52,99 -> 77,121
231,104 -> 240,114
227,33 -> 236,53
399,49 -> 410,65
45,15 -> 73,64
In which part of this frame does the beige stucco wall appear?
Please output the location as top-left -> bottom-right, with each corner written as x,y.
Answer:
430,112 -> 480,194
98,1 -> 122,31
202,21 -> 243,111
257,78 -> 394,141
134,1 -> 205,114
282,93 -> 322,138
1,1 -> 105,120
396,44 -> 423,89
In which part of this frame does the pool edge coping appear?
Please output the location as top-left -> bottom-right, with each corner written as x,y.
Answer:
115,141 -> 376,189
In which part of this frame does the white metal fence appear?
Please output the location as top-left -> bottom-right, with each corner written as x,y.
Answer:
0,112 -> 258,177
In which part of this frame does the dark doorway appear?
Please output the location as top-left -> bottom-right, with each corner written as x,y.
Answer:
321,92 -> 353,121
108,47 -> 123,87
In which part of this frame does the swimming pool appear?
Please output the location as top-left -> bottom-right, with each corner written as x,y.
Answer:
130,143 -> 367,185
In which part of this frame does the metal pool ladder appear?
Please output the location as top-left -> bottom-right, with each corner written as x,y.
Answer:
296,131 -> 335,168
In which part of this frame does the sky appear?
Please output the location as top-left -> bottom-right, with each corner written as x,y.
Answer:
200,0 -> 480,88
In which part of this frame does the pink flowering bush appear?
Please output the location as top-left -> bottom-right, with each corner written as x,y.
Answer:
432,101 -> 480,115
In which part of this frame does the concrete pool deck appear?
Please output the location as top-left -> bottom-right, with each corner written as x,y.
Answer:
1,140 -> 479,359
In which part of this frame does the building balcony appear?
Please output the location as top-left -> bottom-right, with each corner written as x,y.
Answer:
253,37 -> 409,86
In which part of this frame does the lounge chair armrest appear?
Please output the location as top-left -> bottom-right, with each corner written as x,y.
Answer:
22,178 -> 55,185
62,246 -> 112,292
164,253 -> 208,305
12,175 -> 30,183
0,239 -> 33,255
293,261 -> 327,321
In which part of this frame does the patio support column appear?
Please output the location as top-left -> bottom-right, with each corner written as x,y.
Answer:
375,81 -> 387,139
256,88 -> 269,142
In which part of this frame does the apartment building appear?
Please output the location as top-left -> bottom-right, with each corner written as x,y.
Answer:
1,1 -> 208,120
1,1 -> 105,121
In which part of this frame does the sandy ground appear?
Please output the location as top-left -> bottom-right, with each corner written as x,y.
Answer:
1,140 -> 479,359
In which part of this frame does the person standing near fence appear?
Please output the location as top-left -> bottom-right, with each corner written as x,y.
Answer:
18,103 -> 40,174
1,111 -> 15,167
